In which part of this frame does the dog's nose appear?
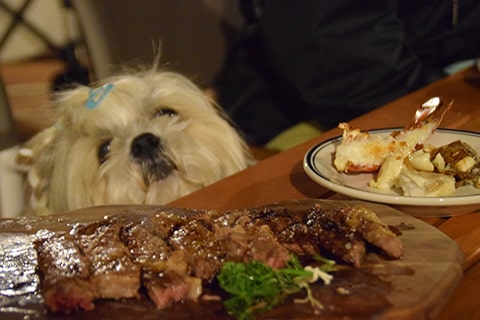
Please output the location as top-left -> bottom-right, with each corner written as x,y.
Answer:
131,133 -> 161,158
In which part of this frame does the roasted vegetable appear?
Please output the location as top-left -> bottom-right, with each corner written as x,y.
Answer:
431,140 -> 480,187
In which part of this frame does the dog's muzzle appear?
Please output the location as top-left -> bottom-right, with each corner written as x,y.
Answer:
131,133 -> 176,182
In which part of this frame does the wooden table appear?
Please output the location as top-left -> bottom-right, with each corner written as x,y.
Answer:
171,66 -> 480,320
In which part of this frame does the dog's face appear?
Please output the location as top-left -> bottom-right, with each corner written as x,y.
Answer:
24,70 -> 251,215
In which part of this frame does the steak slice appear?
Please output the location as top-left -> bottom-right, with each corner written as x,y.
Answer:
167,217 -> 227,281
214,222 -> 291,269
34,231 -> 97,313
119,219 -> 203,308
142,269 -> 202,309
72,220 -> 141,300
309,203 -> 403,258
119,220 -> 172,272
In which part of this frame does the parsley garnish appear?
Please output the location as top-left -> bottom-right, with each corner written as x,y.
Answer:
217,255 -> 335,320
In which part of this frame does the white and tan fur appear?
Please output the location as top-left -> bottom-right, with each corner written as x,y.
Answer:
21,66 -> 251,215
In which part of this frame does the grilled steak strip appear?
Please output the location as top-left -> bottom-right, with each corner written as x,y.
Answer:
118,220 -> 198,309
309,203 -> 403,258
33,199 -> 403,313
238,203 -> 368,266
72,220 -> 141,300
34,231 -> 97,313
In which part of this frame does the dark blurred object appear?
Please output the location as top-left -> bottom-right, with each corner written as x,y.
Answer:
215,0 -> 480,145
51,0 -> 89,91
51,42 -> 89,91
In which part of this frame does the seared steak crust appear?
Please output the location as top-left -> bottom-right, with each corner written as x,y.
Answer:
33,199 -> 403,313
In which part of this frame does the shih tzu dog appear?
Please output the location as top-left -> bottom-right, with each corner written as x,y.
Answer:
19,66 -> 252,215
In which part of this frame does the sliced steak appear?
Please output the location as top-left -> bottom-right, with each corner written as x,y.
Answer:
32,199 -> 403,313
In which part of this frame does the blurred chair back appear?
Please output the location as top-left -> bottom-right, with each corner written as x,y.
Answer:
0,74 -> 17,149
0,74 -> 24,217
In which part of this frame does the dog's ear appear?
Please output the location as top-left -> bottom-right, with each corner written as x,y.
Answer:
16,126 -> 58,171
18,126 -> 59,215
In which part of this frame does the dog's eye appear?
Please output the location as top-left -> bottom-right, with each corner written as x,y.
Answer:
98,140 -> 111,164
155,108 -> 177,118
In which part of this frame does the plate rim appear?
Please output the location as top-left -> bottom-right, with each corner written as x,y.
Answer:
303,128 -> 480,207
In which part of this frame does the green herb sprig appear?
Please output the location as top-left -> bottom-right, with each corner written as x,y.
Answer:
217,255 -> 335,320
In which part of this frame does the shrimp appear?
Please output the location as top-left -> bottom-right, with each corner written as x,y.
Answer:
333,97 -> 452,176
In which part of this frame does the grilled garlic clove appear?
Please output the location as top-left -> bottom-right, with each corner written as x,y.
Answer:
454,156 -> 476,172
432,153 -> 446,172
407,150 -> 434,172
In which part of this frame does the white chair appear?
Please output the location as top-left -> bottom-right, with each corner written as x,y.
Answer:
0,74 -> 25,218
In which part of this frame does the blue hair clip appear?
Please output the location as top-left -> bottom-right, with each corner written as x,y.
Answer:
85,83 -> 114,109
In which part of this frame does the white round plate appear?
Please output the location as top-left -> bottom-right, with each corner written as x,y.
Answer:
304,128 -> 480,217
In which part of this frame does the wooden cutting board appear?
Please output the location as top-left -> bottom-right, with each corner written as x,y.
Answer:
0,201 -> 463,320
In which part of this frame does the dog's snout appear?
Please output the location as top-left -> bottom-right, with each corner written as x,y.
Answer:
131,133 -> 161,158
131,133 -> 176,182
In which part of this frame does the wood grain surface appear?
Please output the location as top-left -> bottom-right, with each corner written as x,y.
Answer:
0,201 -> 463,320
